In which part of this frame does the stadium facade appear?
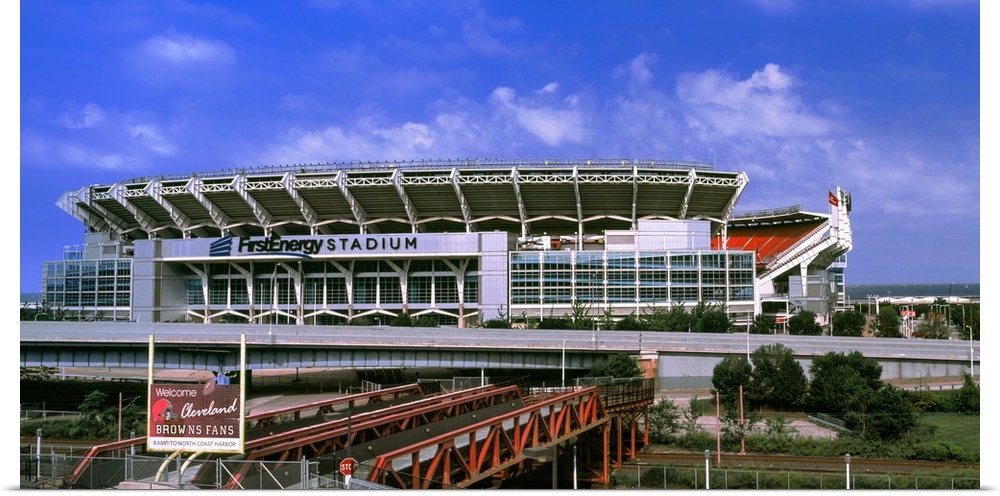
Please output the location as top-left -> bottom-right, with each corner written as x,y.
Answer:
41,159 -> 852,329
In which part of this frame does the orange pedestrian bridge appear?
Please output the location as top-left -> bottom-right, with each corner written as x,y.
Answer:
63,378 -> 655,489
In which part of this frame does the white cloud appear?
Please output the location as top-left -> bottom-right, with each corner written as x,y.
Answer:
129,124 -> 177,156
538,82 -> 560,94
372,122 -> 435,151
489,86 -> 588,147
615,52 -> 657,88
139,32 -> 235,65
459,9 -> 523,58
62,146 -> 125,170
263,121 -> 442,164
676,63 -> 835,138
59,103 -> 107,130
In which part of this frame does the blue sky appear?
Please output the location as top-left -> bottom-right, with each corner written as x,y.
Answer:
18,0 -> 983,293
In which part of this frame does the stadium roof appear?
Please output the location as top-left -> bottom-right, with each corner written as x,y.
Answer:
56,158 -> 749,241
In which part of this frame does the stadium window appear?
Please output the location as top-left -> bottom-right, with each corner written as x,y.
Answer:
435,276 -> 459,303
381,276 -> 403,303
326,277 -> 348,305
463,275 -> 479,303
231,282 -> 249,305
187,279 -> 204,305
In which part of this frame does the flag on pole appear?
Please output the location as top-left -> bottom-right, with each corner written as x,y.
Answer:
828,190 -> 839,207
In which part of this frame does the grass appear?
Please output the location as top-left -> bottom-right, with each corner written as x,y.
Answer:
918,412 -> 979,456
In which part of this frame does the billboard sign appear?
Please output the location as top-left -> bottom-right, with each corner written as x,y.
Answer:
147,381 -> 244,453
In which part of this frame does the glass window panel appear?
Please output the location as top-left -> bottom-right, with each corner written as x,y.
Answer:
327,277 -> 348,304
354,276 -> 377,304
435,276 -> 458,303
381,276 -> 402,303
463,275 -> 479,303
187,279 -> 204,305
409,276 -> 432,303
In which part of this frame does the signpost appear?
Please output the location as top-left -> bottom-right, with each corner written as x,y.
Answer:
340,457 -> 358,487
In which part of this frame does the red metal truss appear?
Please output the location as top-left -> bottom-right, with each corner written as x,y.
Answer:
248,383 -> 424,428
212,385 -> 522,488
364,386 -> 607,489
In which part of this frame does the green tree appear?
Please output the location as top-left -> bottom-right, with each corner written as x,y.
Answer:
537,317 -> 573,329
953,373 -> 980,414
682,396 -> 705,435
638,307 -> 669,331
807,351 -> 883,415
787,310 -> 823,336
72,390 -> 145,440
482,306 -> 511,328
481,317 -> 511,328
662,304 -> 694,332
699,304 -> 733,333
832,310 -> 865,337
412,315 -> 438,327
763,414 -> 794,438
647,398 -> 682,443
615,312 -> 643,331
711,355 -> 751,407
844,384 -> 918,441
749,313 -> 776,335
748,344 -> 807,410
876,306 -> 902,338
390,313 -> 413,327
588,353 -> 642,378
719,404 -> 761,447
20,366 -> 56,381
569,299 -> 595,330
916,317 -> 950,339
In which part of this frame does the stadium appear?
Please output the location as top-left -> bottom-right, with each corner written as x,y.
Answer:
42,158 -> 852,329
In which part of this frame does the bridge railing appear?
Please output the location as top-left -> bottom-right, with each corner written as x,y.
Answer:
586,377 -> 656,410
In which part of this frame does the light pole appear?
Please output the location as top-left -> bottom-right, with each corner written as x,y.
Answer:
561,339 -> 568,388
572,444 -> 577,489
966,325 -> 974,375
36,428 -> 42,483
704,449 -> 710,489
845,453 -> 851,489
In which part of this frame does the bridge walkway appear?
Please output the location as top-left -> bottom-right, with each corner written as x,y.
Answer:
62,378 -> 655,489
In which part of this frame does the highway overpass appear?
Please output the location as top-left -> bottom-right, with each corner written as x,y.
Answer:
21,322 -> 977,390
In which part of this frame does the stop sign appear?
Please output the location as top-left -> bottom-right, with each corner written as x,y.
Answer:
340,457 -> 358,476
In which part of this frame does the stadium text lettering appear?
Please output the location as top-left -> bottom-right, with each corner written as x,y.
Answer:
236,236 -> 417,255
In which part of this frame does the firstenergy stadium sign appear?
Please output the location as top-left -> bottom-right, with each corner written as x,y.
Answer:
210,233 -> 418,259
147,383 -> 242,453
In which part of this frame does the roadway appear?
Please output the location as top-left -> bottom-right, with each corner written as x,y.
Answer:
21,321 -> 978,386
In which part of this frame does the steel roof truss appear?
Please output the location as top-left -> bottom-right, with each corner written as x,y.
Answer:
573,167 -> 584,243
56,189 -> 112,234
186,177 -> 245,238
109,183 -> 160,238
679,170 -> 696,219
282,173 -> 329,235
632,167 -> 638,229
145,179 -> 199,238
392,169 -> 423,234
451,169 -> 475,233
335,171 -> 374,234
511,168 -> 528,238
232,173 -> 278,237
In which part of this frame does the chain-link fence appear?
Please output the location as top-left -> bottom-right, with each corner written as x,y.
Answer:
24,451 -> 358,490
610,462 -> 979,490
